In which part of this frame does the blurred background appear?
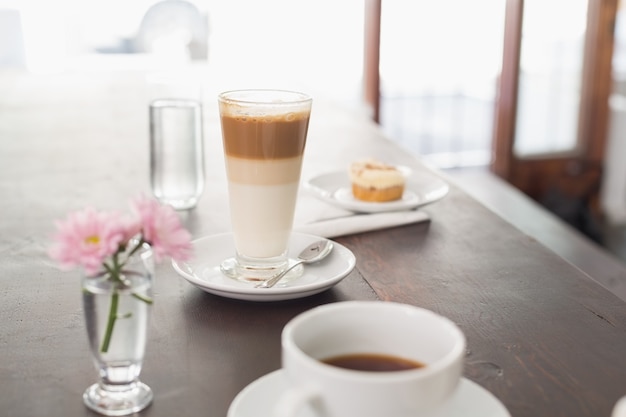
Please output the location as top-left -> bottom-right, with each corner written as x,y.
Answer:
2,0 -> 626,257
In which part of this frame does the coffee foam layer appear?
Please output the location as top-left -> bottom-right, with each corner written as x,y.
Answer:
219,90 -> 311,118
220,107 -> 310,120
225,156 -> 303,186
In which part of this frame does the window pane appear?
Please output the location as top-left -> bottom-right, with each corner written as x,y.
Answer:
513,0 -> 588,156
379,0 -> 505,168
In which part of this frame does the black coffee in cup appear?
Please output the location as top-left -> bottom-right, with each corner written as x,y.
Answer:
322,353 -> 425,372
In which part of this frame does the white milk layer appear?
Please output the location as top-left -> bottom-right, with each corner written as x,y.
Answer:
228,182 -> 300,257
225,156 -> 303,258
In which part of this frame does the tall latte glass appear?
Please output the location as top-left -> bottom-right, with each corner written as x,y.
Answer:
218,90 -> 312,282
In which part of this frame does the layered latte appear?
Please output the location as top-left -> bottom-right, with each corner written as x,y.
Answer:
218,90 -> 312,279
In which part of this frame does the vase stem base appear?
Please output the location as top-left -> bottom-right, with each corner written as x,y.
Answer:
83,381 -> 153,416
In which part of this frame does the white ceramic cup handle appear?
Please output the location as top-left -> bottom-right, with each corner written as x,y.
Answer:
273,385 -> 320,417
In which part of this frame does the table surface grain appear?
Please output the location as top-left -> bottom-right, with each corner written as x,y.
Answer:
2,70 -> 626,417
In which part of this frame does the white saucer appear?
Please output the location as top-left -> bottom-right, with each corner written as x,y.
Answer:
228,370 -> 510,417
304,168 -> 449,213
172,232 -> 356,302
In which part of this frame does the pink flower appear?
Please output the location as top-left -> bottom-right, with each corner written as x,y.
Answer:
130,196 -> 193,262
49,207 -> 126,276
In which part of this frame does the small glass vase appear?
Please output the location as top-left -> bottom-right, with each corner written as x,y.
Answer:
81,243 -> 155,416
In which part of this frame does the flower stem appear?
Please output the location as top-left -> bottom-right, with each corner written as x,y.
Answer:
98,244 -> 151,353
132,292 -> 153,304
100,291 -> 119,353
125,238 -> 145,260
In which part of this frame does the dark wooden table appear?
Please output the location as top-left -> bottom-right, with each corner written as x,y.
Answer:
2,69 -> 626,417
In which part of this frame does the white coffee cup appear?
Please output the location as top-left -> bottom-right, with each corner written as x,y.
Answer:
274,301 -> 466,417
613,396 -> 626,417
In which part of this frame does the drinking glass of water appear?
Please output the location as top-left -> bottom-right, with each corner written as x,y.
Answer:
148,73 -> 205,210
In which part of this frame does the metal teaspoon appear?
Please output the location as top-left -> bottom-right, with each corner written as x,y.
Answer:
255,240 -> 334,289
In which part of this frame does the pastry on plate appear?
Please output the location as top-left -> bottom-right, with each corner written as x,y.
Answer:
349,159 -> 406,202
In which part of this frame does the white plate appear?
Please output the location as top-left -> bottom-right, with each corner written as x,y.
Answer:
171,232 -> 356,302
228,370 -> 511,417
304,168 -> 449,213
